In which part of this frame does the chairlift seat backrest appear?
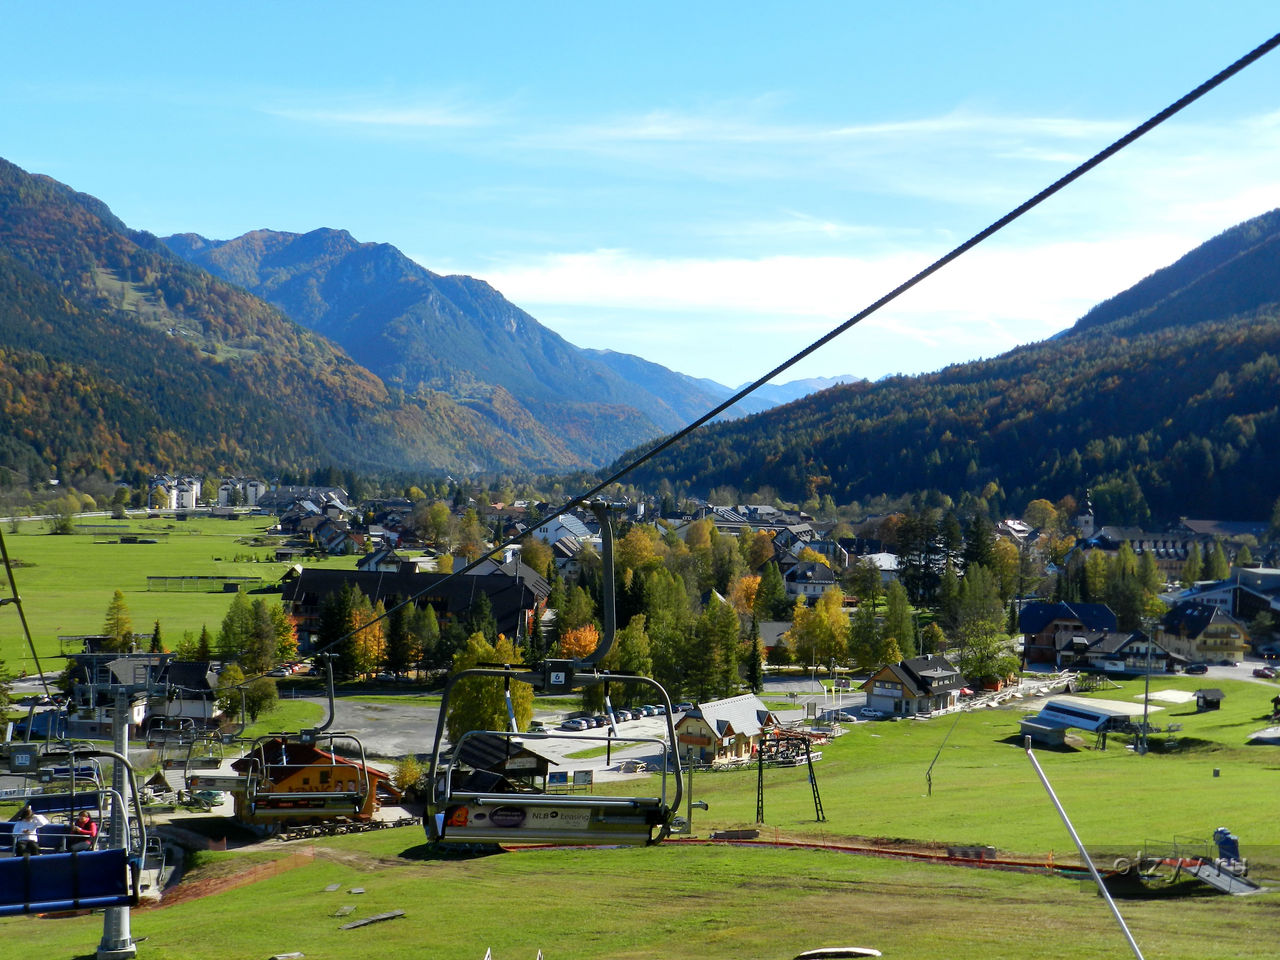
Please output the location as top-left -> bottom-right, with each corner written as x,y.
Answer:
27,790 -> 104,817
0,847 -> 136,916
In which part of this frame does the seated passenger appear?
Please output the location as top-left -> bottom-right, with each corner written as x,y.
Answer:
13,806 -> 48,857
70,810 -> 98,851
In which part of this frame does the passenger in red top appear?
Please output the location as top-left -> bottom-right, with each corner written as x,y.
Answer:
69,810 -> 98,852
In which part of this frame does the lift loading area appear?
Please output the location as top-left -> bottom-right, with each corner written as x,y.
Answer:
1021,696 -> 1161,747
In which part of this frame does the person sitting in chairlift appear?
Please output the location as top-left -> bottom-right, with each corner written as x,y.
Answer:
70,810 -> 98,852
13,806 -> 48,857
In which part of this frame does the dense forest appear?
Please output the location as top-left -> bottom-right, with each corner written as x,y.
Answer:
617,211 -> 1280,525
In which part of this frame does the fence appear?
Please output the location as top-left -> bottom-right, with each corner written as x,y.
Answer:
147,576 -> 264,593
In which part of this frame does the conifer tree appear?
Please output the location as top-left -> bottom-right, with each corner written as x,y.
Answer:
102,590 -> 133,653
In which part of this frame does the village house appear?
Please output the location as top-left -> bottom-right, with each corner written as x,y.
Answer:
675,694 -> 778,766
1173,566 -> 1280,626
1019,601 -> 1119,666
217,476 -> 268,507
861,654 -> 966,717
1073,632 -> 1183,675
783,561 -> 838,602
281,562 -> 550,651
1157,600 -> 1250,665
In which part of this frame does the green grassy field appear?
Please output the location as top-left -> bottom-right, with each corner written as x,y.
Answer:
1,514 -> 350,668
5,831 -> 1276,960
691,677 -> 1280,863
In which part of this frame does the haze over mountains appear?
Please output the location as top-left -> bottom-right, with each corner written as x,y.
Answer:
2,152 -> 1278,524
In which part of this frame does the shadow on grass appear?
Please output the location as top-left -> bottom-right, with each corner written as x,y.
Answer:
1102,871 -> 1231,900
398,841 -> 504,863
995,734 -> 1079,753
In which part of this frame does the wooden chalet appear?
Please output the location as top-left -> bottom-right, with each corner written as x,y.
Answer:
676,694 -> 778,766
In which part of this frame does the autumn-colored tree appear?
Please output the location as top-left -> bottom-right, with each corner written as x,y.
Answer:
518,536 -> 553,577
796,546 -> 830,568
919,621 -> 946,655
457,507 -> 487,562
1023,498 -> 1059,533
559,624 -> 600,659
350,595 -> 387,677
683,516 -> 714,552
393,755 -> 425,795
617,526 -> 660,574
990,538 -> 1021,603
728,574 -> 761,617
745,530 -> 777,571
785,587 -> 849,668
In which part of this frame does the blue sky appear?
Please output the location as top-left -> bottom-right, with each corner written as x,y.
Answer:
3,4 -> 1279,386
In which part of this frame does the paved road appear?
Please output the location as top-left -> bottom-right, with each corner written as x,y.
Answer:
292,693 -> 441,760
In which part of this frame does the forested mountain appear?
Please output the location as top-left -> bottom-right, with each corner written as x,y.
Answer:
0,158 -> 600,482
162,228 -> 726,455
616,211 -> 1280,524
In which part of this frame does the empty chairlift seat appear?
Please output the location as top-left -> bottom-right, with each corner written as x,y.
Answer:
0,848 -> 137,916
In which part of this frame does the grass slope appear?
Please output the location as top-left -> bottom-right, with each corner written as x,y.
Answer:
5,834 -> 1277,960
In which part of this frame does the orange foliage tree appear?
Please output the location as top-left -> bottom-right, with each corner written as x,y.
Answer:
559,624 -> 600,659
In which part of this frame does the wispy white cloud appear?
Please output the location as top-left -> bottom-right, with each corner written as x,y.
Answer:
262,97 -> 491,129
458,220 -> 1233,384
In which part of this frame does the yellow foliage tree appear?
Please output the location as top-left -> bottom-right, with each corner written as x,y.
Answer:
350,598 -> 386,677
559,624 -> 600,659
728,574 -> 762,617
797,546 -> 831,568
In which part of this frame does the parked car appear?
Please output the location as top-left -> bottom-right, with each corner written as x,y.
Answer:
675,702 -> 695,713
1185,663 -> 1209,674
860,707 -> 886,720
592,715 -> 609,727
560,718 -> 590,731
615,709 -> 633,722
832,712 -> 856,722
1252,666 -> 1277,679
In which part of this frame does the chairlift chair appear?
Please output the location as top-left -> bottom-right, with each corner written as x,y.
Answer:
425,501 -> 684,847
240,730 -> 372,819
429,669 -> 682,846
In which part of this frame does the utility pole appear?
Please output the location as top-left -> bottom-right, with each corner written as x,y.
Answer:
1137,622 -> 1153,757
